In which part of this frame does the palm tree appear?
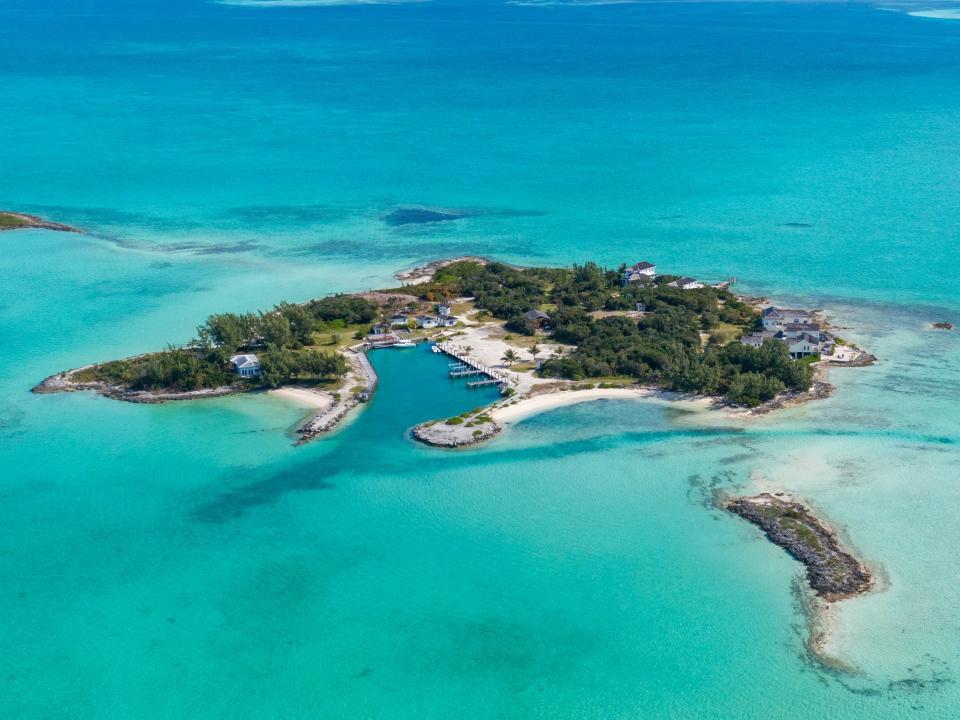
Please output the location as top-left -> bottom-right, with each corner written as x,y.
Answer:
463,345 -> 473,356
502,349 -> 520,366
529,344 -> 541,364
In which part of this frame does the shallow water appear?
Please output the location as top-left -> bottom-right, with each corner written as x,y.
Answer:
2,1 -> 960,717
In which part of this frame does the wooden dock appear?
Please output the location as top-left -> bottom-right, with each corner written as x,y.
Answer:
434,341 -> 506,389
467,378 -> 501,388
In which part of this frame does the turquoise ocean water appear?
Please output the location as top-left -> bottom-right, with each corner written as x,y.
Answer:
2,1 -> 960,717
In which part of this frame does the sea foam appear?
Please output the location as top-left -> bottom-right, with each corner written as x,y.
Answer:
907,8 -> 960,19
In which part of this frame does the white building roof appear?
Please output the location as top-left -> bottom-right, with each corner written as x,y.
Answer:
230,353 -> 260,368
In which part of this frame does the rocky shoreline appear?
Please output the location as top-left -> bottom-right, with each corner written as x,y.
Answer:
0,210 -> 82,234
745,375 -> 834,416
34,349 -> 379,443
394,256 -> 490,286
295,350 -> 378,443
31,365 -> 244,404
412,413 -> 501,448
724,493 -> 872,602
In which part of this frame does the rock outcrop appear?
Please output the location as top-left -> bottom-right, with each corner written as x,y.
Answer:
412,418 -> 500,448
725,493 -> 872,601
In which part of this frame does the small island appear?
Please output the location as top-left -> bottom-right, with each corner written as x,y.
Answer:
33,257 -> 872,445
725,493 -> 872,602
0,210 -> 82,234
724,492 -> 874,664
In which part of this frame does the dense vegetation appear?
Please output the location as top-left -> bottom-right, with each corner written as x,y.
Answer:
403,260 -> 812,407
82,295 -> 375,392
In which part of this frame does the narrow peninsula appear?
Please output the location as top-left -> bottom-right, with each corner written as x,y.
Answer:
0,210 -> 82,234
33,257 -> 873,444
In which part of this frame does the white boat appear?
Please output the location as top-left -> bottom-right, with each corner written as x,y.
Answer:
431,345 -> 441,353
394,339 -> 416,348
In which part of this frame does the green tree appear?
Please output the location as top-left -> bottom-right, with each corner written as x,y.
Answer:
502,349 -> 520,366
276,301 -> 316,346
259,312 -> 294,348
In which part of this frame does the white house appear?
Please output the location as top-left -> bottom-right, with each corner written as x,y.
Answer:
761,307 -> 815,331
436,303 -> 452,317
371,322 -> 390,335
390,314 -> 410,326
439,316 -> 458,328
229,353 -> 261,378
785,333 -> 822,358
668,277 -> 704,290
740,332 -> 821,358
417,315 -> 440,329
621,261 -> 657,286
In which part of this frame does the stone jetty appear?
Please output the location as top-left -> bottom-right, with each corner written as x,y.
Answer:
295,347 -> 378,443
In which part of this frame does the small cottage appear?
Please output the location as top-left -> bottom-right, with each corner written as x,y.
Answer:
523,309 -> 552,329
668,277 -> 704,290
229,353 -> 261,378
417,315 -> 440,329
436,303 -> 452,317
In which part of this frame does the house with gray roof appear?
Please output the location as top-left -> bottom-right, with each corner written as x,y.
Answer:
761,306 -> 815,331
621,261 -> 657,286
229,353 -> 261,378
667,277 -> 704,290
523,309 -> 552,329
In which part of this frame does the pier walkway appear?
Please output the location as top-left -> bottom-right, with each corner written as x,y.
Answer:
434,342 -> 507,389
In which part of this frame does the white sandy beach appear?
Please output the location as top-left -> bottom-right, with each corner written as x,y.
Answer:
269,386 -> 334,410
490,387 -> 713,425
